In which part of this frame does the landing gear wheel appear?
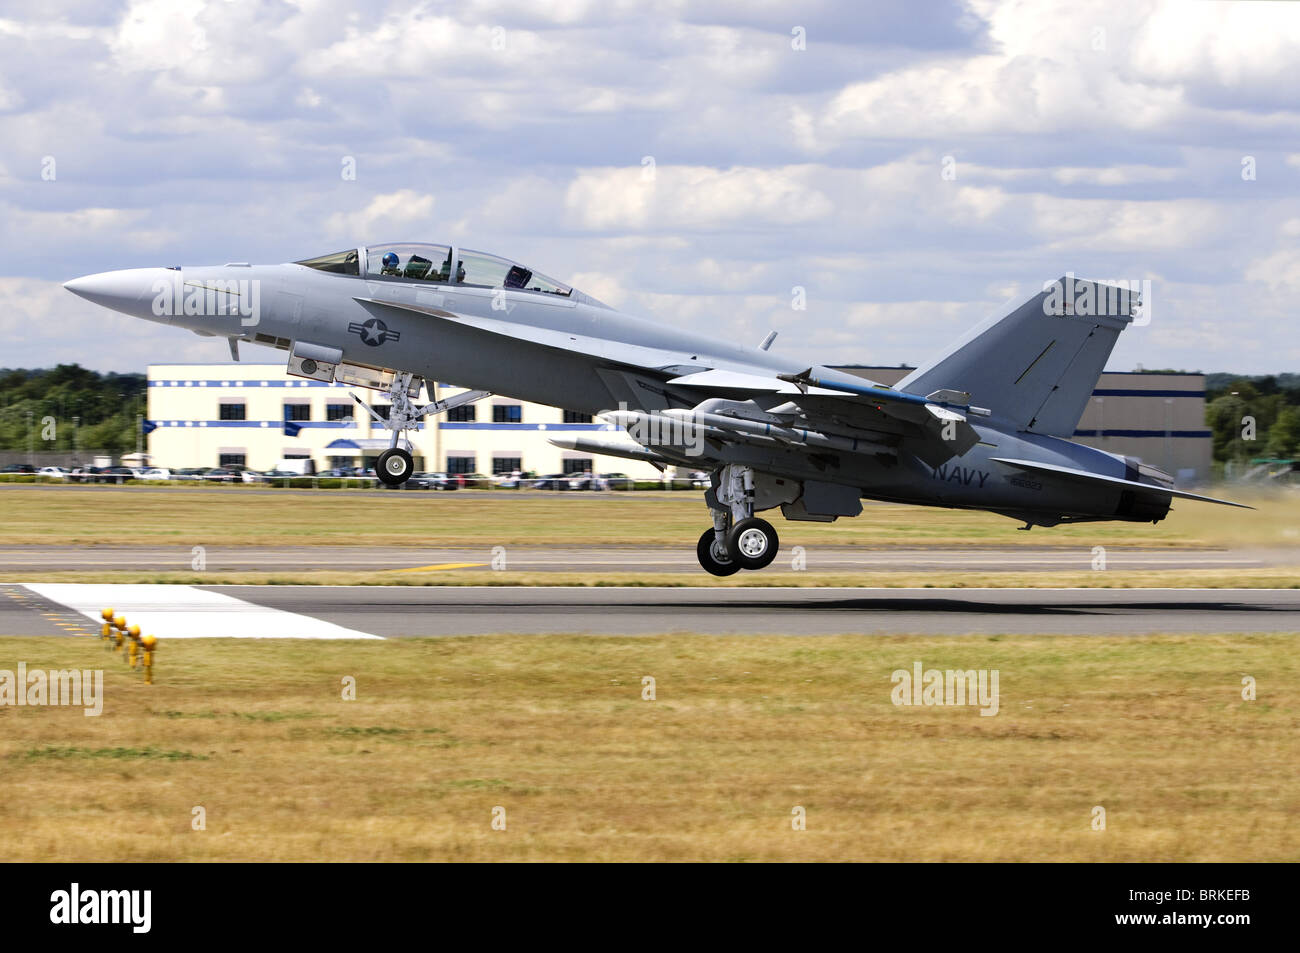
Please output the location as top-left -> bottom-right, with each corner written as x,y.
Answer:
376,447 -> 414,486
726,517 -> 779,570
697,528 -> 741,577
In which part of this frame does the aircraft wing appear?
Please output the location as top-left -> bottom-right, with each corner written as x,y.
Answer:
990,458 -> 1253,508
354,296 -> 711,374
362,297 -> 980,459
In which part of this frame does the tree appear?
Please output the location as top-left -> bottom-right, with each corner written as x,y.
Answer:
1265,406 -> 1300,459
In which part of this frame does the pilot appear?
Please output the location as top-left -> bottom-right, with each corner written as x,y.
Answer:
380,251 -> 401,276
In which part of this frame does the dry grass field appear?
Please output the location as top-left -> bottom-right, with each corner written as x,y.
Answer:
1,632 -> 1295,862
1,484 -> 1296,549
0,485 -> 1297,588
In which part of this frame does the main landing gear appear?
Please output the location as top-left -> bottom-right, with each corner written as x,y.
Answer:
696,464 -> 781,576
352,372 -> 490,487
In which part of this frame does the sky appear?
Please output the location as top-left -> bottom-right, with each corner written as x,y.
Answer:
2,0 -> 1299,375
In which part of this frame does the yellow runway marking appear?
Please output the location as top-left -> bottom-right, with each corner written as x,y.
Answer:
390,562 -> 488,573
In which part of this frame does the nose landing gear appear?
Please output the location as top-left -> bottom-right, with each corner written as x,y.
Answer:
376,447 -> 414,485
350,372 -> 490,487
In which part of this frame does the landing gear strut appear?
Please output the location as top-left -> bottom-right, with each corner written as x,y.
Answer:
695,464 -> 781,575
351,373 -> 490,486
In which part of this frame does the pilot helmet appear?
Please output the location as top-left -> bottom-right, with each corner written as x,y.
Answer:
382,251 -> 399,269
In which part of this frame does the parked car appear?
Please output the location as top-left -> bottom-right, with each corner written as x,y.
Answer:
565,470 -> 596,489
217,465 -> 262,483
68,466 -> 102,482
140,467 -> 174,480
37,466 -> 70,479
173,467 -> 211,481
0,463 -> 36,474
532,472 -> 573,490
95,466 -> 135,484
452,472 -> 492,489
381,471 -> 443,490
567,470 -> 630,490
203,467 -> 242,483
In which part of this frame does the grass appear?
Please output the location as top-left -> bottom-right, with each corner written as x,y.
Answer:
1,633 -> 1296,861
1,484 -> 1297,549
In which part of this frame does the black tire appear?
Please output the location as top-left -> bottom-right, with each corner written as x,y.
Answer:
376,448 -> 414,486
696,528 -> 741,577
726,517 -> 779,570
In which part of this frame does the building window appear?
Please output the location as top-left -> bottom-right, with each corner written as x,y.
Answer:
493,456 -> 522,475
562,410 -> 592,424
219,453 -> 246,467
284,403 -> 311,421
446,405 -> 476,422
562,458 -> 592,474
373,405 -> 391,420
326,403 -> 353,421
493,404 -> 522,423
447,455 -> 476,474
219,403 -> 246,421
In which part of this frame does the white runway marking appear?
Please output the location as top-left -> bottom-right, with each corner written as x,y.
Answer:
23,583 -> 382,639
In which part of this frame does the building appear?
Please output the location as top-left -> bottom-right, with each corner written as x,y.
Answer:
147,363 -> 1212,482
145,363 -> 662,478
835,367 -> 1212,482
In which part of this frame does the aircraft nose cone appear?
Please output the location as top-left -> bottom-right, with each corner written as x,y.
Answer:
63,268 -> 176,322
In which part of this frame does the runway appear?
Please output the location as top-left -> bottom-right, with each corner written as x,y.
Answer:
0,544 -> 1285,574
2,584 -> 1296,637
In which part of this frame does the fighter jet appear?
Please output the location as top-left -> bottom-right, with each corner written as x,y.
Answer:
64,242 -> 1247,575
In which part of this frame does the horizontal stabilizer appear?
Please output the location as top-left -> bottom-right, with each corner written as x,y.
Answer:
991,458 -> 1252,508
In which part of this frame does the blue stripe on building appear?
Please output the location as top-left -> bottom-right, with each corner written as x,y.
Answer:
149,420 -> 613,431
1090,389 -> 1205,398
150,380 -> 352,388
439,423 -> 613,431
151,420 -> 358,428
1074,430 -> 1212,438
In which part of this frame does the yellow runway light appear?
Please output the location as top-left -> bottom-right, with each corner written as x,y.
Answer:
141,634 -> 157,684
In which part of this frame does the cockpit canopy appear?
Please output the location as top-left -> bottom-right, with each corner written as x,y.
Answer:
295,243 -> 575,298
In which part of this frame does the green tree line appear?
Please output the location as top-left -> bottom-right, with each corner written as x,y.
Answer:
0,365 -> 146,454
1204,374 -> 1300,464
2,364 -> 1296,464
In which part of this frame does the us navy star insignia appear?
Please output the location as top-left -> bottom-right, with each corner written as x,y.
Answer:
347,317 -> 400,346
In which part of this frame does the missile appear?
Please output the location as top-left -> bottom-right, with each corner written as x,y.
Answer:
660,408 -> 892,455
546,431 -> 673,463
601,408 -> 892,457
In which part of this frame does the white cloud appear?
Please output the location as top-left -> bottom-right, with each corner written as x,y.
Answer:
565,165 -> 835,230
1052,165 -> 1181,186
0,277 -> 218,371
1,0 -> 1299,374
323,190 -> 436,238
